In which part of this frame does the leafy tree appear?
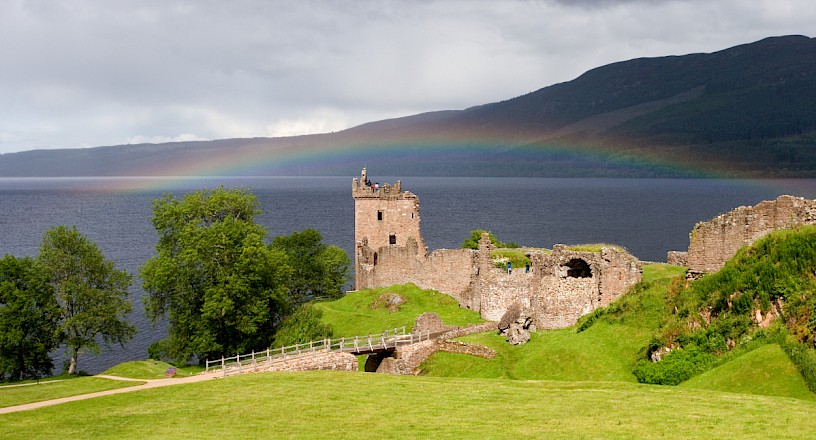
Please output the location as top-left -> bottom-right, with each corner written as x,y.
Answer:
141,187 -> 291,363
37,226 -> 135,375
272,304 -> 334,348
0,256 -> 61,381
461,229 -> 519,250
270,228 -> 351,307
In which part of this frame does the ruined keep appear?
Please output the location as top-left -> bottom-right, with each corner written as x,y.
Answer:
671,195 -> 816,278
353,169 -> 642,329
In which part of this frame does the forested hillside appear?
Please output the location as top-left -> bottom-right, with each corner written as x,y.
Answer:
1,36 -> 814,177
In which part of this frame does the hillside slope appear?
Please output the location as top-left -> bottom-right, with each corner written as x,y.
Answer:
1,36 -> 814,177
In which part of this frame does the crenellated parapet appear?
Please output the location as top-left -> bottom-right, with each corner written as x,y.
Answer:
353,167 -> 408,200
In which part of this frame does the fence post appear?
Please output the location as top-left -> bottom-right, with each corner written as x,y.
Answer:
221,356 -> 226,378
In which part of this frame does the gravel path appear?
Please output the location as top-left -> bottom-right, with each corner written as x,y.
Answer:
0,372 -> 222,415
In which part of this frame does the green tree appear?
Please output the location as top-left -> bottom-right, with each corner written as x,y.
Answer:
141,187 -> 291,363
37,226 -> 135,375
272,303 -> 334,348
0,256 -> 61,381
461,229 -> 519,249
270,228 -> 351,307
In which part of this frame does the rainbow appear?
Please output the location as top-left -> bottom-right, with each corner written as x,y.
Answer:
86,123 -> 779,193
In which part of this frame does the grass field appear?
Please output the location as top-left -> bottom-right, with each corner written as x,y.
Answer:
0,376 -> 142,408
2,371 -> 816,439
5,263 -> 816,437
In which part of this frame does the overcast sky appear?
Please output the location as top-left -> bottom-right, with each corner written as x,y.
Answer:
1,0 -> 813,154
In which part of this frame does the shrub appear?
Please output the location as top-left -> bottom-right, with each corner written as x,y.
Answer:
634,345 -> 717,385
272,304 -> 334,348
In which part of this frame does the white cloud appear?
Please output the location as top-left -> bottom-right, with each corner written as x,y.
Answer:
265,109 -> 351,138
124,133 -> 209,145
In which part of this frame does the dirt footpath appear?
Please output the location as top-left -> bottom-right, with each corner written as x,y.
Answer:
0,372 -> 222,415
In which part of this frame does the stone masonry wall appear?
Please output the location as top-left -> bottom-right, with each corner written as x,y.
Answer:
230,351 -> 358,374
685,195 -> 816,276
353,170 -> 642,330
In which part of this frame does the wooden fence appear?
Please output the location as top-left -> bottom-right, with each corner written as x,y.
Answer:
205,326 -> 433,377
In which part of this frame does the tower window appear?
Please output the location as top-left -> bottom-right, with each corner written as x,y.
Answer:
377,211 -> 383,221
389,234 -> 396,244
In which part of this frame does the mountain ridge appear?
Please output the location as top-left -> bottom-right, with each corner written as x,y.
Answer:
2,35 -> 815,177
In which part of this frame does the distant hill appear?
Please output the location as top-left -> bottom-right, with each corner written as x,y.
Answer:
2,35 -> 815,177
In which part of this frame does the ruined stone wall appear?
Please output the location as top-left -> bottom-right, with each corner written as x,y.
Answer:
353,170 -> 642,330
357,241 -> 476,301
666,251 -> 688,267
685,195 -> 816,276
535,276 -> 596,329
597,247 -> 642,307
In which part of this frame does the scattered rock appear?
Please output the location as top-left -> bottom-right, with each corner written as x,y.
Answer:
370,292 -> 405,313
498,302 -> 521,331
649,345 -> 673,362
498,303 -> 535,345
413,312 -> 449,334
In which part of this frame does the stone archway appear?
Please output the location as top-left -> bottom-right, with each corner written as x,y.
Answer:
565,258 -> 592,278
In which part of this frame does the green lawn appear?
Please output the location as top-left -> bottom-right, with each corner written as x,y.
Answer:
314,283 -> 484,336
2,371 -> 816,439
0,376 -> 143,408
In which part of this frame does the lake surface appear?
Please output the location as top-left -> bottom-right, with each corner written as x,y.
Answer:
2,176 -> 816,374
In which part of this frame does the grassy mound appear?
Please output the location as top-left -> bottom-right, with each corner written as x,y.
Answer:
102,361 -> 203,380
633,226 -> 816,389
3,371 -> 816,438
422,264 -> 685,381
680,344 -> 816,401
313,283 -> 483,336
422,322 -> 651,381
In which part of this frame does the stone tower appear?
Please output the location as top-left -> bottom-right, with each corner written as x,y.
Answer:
352,168 -> 427,289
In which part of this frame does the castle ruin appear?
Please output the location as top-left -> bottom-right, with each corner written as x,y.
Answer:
670,195 -> 816,278
353,169 -> 642,329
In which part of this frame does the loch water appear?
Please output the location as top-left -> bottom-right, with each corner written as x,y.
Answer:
2,176 -> 816,374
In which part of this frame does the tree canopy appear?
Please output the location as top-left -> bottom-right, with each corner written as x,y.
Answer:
0,256 -> 61,381
270,228 -> 351,307
37,226 -> 135,375
141,187 -> 291,363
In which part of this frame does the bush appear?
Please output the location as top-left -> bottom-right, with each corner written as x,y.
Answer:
461,230 -> 519,250
778,334 -> 816,394
634,345 -> 717,385
272,304 -> 334,348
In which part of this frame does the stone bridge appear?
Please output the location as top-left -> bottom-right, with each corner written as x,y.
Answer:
206,319 -> 498,377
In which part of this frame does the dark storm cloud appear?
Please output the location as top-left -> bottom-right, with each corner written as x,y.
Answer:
0,0 -> 813,153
